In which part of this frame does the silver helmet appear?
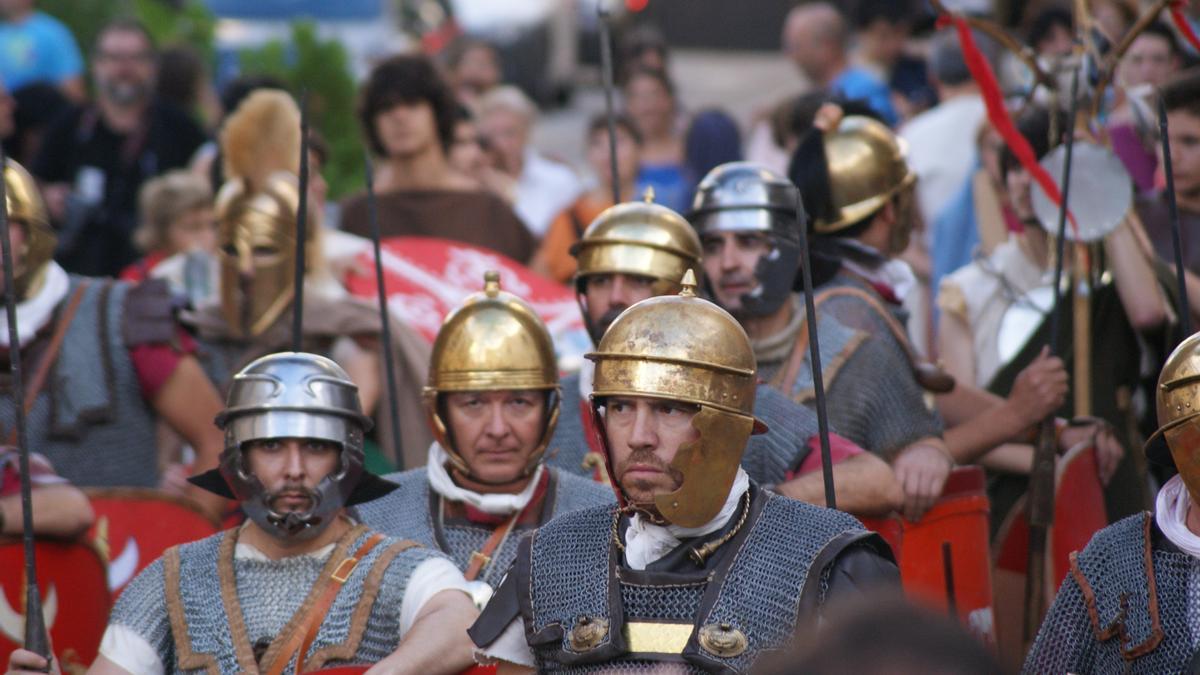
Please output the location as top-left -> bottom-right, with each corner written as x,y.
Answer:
688,162 -> 804,317
192,352 -> 393,540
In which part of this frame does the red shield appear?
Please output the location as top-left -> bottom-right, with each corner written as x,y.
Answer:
862,466 -> 996,647
343,236 -> 590,370
0,540 -> 110,670
84,488 -> 219,597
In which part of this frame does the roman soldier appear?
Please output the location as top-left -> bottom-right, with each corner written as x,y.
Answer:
469,273 -> 897,672
1025,332 -> 1200,672
8,352 -> 479,675
548,195 -> 901,515
356,271 -> 612,603
0,158 -> 227,516
180,90 -> 432,464
690,160 -> 948,519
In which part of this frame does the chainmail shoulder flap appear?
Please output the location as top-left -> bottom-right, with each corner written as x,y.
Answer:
545,371 -> 594,478
1024,512 -> 1198,674
354,469 -> 438,548
742,384 -> 819,485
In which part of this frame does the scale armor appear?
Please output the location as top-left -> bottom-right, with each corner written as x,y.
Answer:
519,491 -> 875,672
1024,513 -> 1200,673
355,466 -> 613,589
109,528 -> 439,672
547,372 -> 824,485
0,278 -> 159,487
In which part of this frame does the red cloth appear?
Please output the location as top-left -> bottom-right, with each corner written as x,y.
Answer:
791,432 -> 867,479
118,250 -> 169,283
0,449 -> 66,496
129,327 -> 197,400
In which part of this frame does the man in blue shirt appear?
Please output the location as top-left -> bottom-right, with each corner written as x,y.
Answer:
0,0 -> 83,100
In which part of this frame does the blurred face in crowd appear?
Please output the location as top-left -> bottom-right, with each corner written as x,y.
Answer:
782,5 -> 843,83
479,106 -> 529,176
448,118 -> 489,180
166,206 -> 216,256
454,44 -> 502,98
374,99 -> 440,160
1120,34 -> 1177,90
0,0 -> 32,21
93,28 -> 157,108
586,125 -> 640,194
1035,23 -> 1074,59
243,437 -> 341,515
1165,109 -> 1200,201
443,390 -> 546,486
1005,165 -> 1036,223
624,73 -> 675,139
582,273 -> 656,339
700,230 -> 773,316
859,19 -> 910,67
603,395 -> 694,512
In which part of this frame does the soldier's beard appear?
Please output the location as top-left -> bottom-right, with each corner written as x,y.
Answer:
617,449 -> 683,522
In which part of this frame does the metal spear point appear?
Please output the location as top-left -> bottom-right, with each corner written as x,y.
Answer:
793,187 -> 836,510
1159,96 -> 1193,337
362,150 -> 405,470
292,91 -> 310,353
0,151 -> 51,663
597,4 -> 621,205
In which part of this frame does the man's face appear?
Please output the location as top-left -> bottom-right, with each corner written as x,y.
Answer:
443,390 -> 546,485
243,437 -> 341,515
603,396 -> 696,508
1121,34 -> 1176,89
586,126 -> 640,192
1166,110 -> 1200,199
374,100 -> 440,159
1006,165 -> 1035,222
93,29 -> 156,108
582,272 -> 657,338
479,107 -> 528,176
700,230 -> 772,314
860,19 -> 909,66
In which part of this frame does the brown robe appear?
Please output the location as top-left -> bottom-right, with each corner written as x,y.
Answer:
340,189 -> 537,264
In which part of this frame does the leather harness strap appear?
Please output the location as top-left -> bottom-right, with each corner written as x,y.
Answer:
264,532 -> 387,675
3,281 -> 90,444
463,511 -> 521,582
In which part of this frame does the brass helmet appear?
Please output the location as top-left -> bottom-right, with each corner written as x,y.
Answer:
571,193 -> 702,342
588,270 -> 762,527
216,173 -> 309,338
425,271 -> 561,479
812,115 -> 916,235
4,160 -> 55,300
1147,332 -> 1200,502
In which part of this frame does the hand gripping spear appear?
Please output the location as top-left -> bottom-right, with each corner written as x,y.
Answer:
1024,63 -> 1081,646
793,186 -> 837,510
291,93 -> 310,353
0,152 -> 51,662
1159,97 -> 1193,338
362,151 -> 405,470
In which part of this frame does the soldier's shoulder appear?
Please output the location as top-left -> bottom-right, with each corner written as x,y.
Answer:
553,469 -> 613,499
538,500 -> 616,534
763,491 -> 865,533
1077,512 -> 1151,560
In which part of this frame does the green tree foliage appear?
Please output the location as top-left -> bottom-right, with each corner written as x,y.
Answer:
238,21 -> 363,200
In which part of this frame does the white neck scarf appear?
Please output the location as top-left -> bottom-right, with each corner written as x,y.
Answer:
424,442 -> 546,516
0,262 -> 69,348
838,241 -> 917,302
623,468 -> 751,571
1155,474 -> 1200,559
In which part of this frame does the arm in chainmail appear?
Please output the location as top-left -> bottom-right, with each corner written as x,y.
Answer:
1022,575 -> 1096,674
104,558 -> 175,669
827,335 -> 943,460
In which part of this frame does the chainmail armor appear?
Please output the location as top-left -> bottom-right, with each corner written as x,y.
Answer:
522,490 -> 872,672
549,371 -> 821,485
0,277 -> 160,486
110,528 -> 439,672
356,466 -> 612,588
1024,514 -> 1199,674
